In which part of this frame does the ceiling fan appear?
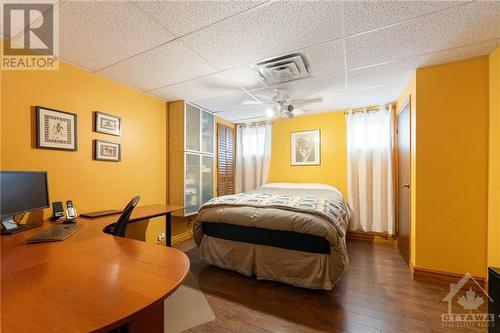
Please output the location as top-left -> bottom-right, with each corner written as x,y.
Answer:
257,89 -> 323,119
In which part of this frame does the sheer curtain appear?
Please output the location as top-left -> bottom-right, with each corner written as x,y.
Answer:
235,123 -> 272,193
346,107 -> 395,234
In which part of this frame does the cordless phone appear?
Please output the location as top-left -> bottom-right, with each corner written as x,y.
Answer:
65,200 -> 77,222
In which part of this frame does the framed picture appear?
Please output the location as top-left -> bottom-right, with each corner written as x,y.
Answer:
291,129 -> 320,166
36,106 -> 77,151
94,140 -> 121,162
94,111 -> 121,136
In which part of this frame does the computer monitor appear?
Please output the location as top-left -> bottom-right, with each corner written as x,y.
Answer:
0,171 -> 49,233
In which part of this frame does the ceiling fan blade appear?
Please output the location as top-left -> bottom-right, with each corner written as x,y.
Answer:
293,108 -> 305,116
242,100 -> 261,105
289,97 -> 323,105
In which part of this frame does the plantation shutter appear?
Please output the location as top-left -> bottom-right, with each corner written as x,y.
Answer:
217,123 -> 235,196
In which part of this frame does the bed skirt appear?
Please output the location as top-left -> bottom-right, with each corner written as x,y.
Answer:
199,235 -> 344,290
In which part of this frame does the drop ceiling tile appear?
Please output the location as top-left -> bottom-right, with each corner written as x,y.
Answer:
58,1 -> 175,71
347,84 -> 405,109
348,62 -> 412,90
134,1 -> 264,37
408,39 -> 500,68
346,1 -> 500,69
300,39 -> 345,77
182,1 -> 344,70
194,91 -> 261,113
98,40 -> 217,91
217,106 -> 267,122
348,38 -> 499,91
344,1 -> 466,36
219,66 -> 266,91
149,73 -> 244,102
320,92 -> 349,112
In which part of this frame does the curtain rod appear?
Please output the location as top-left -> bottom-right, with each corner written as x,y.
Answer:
344,103 -> 395,115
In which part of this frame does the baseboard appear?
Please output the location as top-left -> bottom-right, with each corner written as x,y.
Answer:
346,231 -> 395,243
171,230 -> 193,245
156,230 -> 193,246
410,265 -> 486,290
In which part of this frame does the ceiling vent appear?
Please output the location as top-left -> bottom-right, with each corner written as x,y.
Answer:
252,53 -> 311,85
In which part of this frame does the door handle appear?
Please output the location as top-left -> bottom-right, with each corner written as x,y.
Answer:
402,184 -> 410,189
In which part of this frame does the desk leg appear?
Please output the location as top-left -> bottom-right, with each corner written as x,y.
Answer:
166,213 -> 171,247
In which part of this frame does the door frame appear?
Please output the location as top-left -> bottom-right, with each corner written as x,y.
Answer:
396,97 -> 412,262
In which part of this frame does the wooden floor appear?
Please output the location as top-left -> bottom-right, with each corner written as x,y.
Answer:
174,239 -> 488,333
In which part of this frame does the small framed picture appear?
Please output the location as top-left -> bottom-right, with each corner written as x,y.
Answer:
36,106 -> 77,151
291,129 -> 320,166
94,111 -> 121,136
94,140 -> 121,162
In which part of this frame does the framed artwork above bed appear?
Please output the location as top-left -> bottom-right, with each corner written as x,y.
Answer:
291,129 -> 320,166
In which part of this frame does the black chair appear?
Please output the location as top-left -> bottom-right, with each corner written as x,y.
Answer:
103,196 -> 140,237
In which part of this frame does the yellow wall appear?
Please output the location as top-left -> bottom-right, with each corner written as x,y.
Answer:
414,56 -> 489,277
268,111 -> 348,196
1,62 -> 168,243
396,72 -> 417,267
488,47 -> 500,269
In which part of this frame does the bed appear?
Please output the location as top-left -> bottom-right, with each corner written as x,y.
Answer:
193,183 -> 350,290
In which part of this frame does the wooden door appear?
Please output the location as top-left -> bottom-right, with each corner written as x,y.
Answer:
217,124 -> 235,196
397,100 -> 411,263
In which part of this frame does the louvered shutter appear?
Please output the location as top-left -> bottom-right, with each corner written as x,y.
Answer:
217,124 -> 235,196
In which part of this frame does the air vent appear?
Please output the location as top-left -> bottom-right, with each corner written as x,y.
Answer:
252,53 -> 311,85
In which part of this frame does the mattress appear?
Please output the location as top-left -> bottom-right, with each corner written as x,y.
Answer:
202,222 -> 331,254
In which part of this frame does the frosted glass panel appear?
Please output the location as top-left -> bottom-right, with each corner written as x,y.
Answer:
186,104 -> 200,151
201,111 -> 214,153
201,156 -> 214,205
185,153 -> 200,215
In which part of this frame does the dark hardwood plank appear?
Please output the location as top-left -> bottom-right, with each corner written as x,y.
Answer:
175,239 -> 487,333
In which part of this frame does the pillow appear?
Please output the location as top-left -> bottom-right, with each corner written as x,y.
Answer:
261,183 -> 340,192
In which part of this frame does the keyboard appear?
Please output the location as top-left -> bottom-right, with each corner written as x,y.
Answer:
80,209 -> 122,218
26,224 -> 84,244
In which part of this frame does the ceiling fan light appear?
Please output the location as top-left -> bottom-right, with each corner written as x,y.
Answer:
285,111 -> 294,119
265,108 -> 275,118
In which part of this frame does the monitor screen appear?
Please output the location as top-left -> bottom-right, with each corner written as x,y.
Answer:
0,171 -> 49,216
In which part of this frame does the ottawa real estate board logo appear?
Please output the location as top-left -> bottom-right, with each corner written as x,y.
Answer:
442,272 -> 495,329
2,1 -> 59,70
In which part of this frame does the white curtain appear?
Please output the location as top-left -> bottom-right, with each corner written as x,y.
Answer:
346,107 -> 395,234
236,123 -> 272,193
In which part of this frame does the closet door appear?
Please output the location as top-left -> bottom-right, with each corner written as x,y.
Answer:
217,124 -> 235,196
185,153 -> 200,215
397,100 -> 411,264
201,111 -> 214,154
201,155 -> 214,205
185,104 -> 200,152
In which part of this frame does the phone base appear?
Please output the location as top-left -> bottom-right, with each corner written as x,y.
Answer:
1,222 -> 43,235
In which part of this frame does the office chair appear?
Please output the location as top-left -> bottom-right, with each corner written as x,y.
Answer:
103,196 -> 140,237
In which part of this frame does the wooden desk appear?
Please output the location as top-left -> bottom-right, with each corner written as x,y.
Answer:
1,204 -> 189,333
125,204 -> 184,247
